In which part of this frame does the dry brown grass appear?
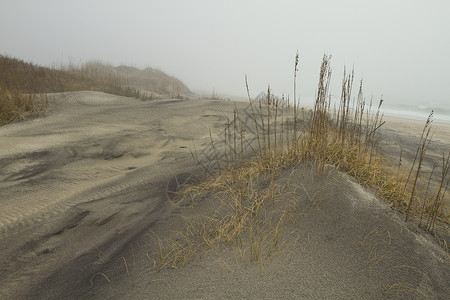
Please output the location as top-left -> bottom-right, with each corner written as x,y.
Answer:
149,157 -> 302,272
0,84 -> 47,126
0,55 -> 152,125
149,53 -> 449,271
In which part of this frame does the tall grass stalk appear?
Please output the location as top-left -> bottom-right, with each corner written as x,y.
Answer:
405,112 -> 433,222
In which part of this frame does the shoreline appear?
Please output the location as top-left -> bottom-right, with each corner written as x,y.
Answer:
382,114 -> 450,144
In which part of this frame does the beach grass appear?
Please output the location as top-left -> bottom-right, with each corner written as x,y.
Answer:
150,54 -> 449,270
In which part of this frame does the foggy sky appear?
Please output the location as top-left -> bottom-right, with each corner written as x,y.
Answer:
1,0 -> 449,107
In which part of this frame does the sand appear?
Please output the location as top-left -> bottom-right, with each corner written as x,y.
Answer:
0,91 -> 448,299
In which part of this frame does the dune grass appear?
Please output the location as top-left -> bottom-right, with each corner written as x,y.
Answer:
150,54 -> 449,270
0,55 -> 152,126
0,83 -> 47,126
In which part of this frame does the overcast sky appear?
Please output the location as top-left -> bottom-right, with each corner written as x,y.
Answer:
1,0 -> 449,108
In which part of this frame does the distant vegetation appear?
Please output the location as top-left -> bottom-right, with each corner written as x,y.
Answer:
0,55 -> 190,125
112,64 -> 191,96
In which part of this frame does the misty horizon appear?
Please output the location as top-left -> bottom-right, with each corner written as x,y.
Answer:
2,0 -> 449,113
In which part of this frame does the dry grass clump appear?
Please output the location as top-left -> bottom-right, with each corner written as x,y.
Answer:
150,54 -> 449,270
0,83 -> 47,126
0,56 -> 50,125
150,157 -> 301,271
278,55 -> 448,231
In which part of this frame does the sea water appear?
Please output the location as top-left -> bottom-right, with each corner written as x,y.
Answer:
381,102 -> 450,124
235,94 -> 450,124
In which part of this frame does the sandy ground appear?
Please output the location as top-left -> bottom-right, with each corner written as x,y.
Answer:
381,116 -> 450,195
0,91 -> 449,299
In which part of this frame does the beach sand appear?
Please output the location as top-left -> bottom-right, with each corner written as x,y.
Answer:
0,91 -> 448,299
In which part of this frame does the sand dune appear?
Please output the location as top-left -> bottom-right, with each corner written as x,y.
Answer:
0,91 -> 448,299
0,91 -> 243,298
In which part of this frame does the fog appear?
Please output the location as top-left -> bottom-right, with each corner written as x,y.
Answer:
1,0 -> 449,109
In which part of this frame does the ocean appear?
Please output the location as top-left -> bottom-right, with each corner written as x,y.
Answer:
225,94 -> 449,124
381,102 -> 450,124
